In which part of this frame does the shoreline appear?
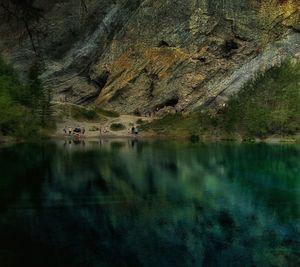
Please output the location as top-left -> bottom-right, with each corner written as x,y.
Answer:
1,137 -> 299,146
51,111 -> 300,145
49,132 -> 300,144
1,131 -> 299,146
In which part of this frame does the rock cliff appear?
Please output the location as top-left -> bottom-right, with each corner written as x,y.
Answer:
0,0 -> 299,114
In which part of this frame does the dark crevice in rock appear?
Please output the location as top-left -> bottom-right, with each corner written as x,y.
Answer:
223,39 -> 239,57
147,73 -> 159,98
199,57 -> 207,63
149,81 -> 155,97
156,97 -> 179,110
291,23 -> 300,32
224,39 -> 239,52
90,70 -> 110,89
158,40 -> 171,47
192,55 -> 207,62
60,86 -> 73,94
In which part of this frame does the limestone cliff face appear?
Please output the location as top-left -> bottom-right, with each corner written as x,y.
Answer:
0,0 -> 299,114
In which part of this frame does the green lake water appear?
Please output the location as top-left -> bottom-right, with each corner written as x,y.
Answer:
0,140 -> 299,267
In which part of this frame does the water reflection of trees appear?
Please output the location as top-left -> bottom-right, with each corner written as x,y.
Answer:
0,142 -> 299,267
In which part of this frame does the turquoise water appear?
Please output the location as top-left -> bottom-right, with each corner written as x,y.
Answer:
0,140 -> 299,267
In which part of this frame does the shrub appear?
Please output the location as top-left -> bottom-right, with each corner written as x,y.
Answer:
82,108 -> 98,120
110,123 -> 126,131
136,119 -> 145,125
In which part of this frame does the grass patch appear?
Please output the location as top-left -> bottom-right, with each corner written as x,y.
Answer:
70,106 -> 99,121
110,123 -> 126,131
96,108 -> 120,118
54,104 -> 116,122
139,113 -> 204,136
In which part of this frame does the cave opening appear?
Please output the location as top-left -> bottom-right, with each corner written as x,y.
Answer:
223,39 -> 239,54
158,40 -> 170,47
157,97 -> 179,110
199,57 -> 206,63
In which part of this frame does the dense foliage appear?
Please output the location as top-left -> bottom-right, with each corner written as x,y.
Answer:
0,58 -> 52,139
220,61 -> 300,137
142,61 -> 300,139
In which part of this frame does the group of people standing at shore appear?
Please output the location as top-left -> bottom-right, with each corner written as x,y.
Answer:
63,126 -> 85,137
63,125 -> 139,138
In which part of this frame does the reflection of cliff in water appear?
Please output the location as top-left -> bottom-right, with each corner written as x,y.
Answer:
0,142 -> 299,267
